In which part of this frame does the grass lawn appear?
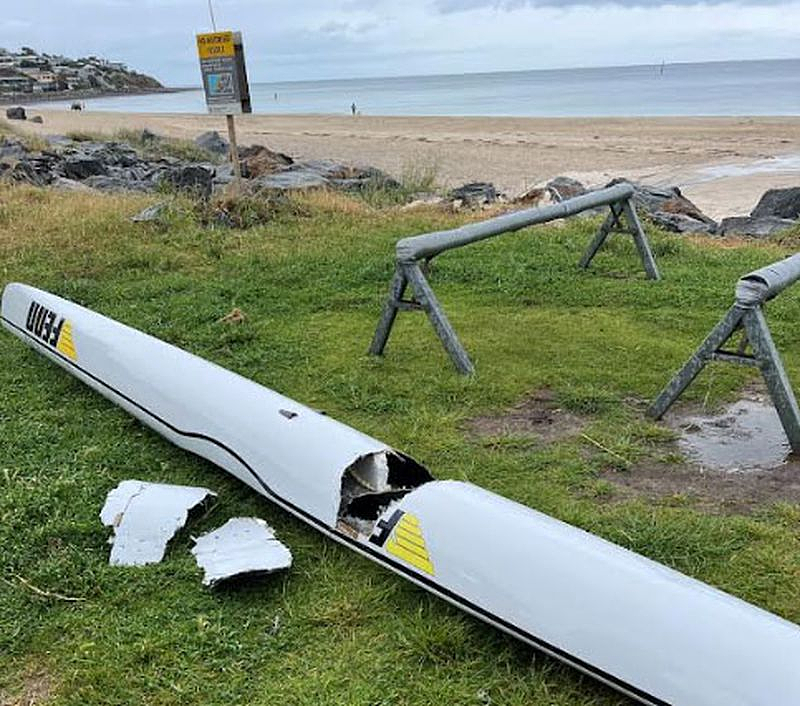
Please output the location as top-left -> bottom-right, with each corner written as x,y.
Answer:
1,182 -> 799,705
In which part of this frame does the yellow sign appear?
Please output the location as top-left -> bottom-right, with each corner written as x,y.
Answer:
385,512 -> 435,575
196,31 -> 235,60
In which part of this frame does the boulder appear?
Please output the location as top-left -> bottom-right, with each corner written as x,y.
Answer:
719,216 -> 797,238
30,115 -> 43,124
195,130 -> 229,156
287,160 -> 399,192
2,160 -> 47,186
161,164 -> 215,198
649,212 -> 717,235
750,187 -> 800,220
546,176 -> 586,202
450,182 -> 498,207
239,144 -> 293,178
5,106 -> 26,121
62,156 -> 107,180
607,178 -> 717,234
6,154 -> 59,185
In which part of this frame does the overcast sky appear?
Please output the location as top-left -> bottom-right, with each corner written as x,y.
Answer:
2,0 -> 799,85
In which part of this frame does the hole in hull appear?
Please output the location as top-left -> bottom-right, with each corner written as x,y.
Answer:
338,451 -> 433,536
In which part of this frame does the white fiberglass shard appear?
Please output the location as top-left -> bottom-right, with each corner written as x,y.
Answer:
3,282 -> 800,706
191,517 -> 292,587
100,479 -> 215,566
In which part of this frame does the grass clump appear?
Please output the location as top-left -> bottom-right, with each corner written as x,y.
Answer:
1,183 -> 799,705
360,155 -> 442,207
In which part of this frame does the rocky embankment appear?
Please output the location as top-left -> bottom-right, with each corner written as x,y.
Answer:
1,126 -> 798,236
513,176 -> 800,238
0,128 -> 403,199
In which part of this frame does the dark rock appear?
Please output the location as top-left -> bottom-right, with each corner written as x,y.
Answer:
750,187 -> 800,220
195,130 -> 229,156
63,156 -> 107,180
2,160 -> 47,186
284,160 -> 399,192
450,182 -> 498,206
6,106 -> 26,120
239,144 -> 293,177
607,178 -> 717,233
719,216 -> 797,238
161,164 -> 215,198
649,211 -> 717,235
132,202 -> 169,223
5,154 -> 60,185
546,176 -> 586,202
30,115 -> 44,124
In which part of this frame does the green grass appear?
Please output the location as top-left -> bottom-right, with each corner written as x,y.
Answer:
1,184 -> 799,705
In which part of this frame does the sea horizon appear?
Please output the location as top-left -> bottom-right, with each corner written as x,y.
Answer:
31,57 -> 800,118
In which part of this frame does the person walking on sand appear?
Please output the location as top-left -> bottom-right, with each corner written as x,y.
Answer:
351,102 -> 357,116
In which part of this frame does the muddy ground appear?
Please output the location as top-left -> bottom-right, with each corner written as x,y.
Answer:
467,387 -> 800,514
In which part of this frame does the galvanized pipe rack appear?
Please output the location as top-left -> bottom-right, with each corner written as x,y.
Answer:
371,183 -> 660,374
396,183 -> 636,262
649,253 -> 800,453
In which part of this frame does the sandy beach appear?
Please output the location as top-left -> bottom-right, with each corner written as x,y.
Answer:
18,110 -> 800,219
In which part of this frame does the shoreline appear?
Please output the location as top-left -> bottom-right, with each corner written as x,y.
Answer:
0,86 -> 193,107
12,110 -> 800,218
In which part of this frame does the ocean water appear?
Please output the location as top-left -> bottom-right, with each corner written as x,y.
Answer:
32,59 -> 800,117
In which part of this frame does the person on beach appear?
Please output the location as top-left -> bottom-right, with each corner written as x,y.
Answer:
351,102 -> 357,116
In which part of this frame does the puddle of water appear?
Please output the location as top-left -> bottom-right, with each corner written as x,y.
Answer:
674,398 -> 791,471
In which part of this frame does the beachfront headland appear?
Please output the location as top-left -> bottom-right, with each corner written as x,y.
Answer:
0,46 -> 163,102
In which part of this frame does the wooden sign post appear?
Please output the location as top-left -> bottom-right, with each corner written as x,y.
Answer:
196,30 -> 252,188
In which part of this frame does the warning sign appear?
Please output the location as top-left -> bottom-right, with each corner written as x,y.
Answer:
196,31 -> 251,115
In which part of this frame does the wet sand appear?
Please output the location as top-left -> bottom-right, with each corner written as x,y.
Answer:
19,110 -> 800,218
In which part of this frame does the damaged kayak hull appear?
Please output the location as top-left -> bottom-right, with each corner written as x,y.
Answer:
3,282 -> 800,706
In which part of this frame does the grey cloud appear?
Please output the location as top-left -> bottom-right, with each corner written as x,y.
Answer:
436,0 -> 782,9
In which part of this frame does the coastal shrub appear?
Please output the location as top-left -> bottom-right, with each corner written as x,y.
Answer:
400,155 -> 440,194
358,155 -> 442,208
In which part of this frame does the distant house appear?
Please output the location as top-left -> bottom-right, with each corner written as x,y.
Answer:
18,67 -> 58,91
0,55 -> 16,68
0,70 -> 32,94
